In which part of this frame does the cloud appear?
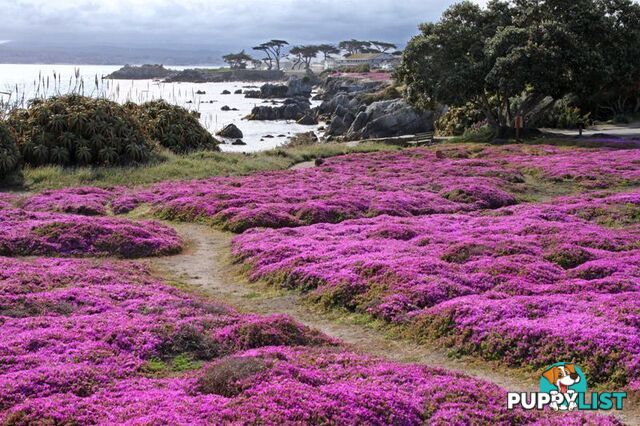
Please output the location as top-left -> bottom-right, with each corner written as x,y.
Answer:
0,0 -> 462,49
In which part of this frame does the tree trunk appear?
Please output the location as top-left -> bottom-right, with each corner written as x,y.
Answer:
479,95 -> 498,129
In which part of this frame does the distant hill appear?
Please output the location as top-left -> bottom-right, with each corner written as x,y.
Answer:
0,41 -> 225,66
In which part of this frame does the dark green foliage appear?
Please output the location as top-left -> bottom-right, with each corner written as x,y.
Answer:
129,100 -> 219,154
0,121 -> 21,179
340,63 -> 371,73
397,0 -> 640,126
7,95 -> 153,167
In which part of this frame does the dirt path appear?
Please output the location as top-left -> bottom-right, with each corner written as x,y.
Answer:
145,223 -> 535,390
145,222 -> 636,424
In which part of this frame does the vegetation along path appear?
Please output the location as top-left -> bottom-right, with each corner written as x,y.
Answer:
144,221 -> 639,424
146,223 -> 539,391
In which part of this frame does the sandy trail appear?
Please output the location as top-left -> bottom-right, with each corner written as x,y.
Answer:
143,222 -> 636,424
146,223 -> 538,390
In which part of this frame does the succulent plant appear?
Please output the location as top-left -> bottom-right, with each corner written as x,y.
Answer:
128,100 -> 219,154
7,95 -> 153,167
0,121 -> 21,179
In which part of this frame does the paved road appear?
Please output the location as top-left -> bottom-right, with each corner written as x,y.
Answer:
542,122 -> 640,138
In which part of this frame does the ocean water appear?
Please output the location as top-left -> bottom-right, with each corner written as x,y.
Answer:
0,64 -> 322,152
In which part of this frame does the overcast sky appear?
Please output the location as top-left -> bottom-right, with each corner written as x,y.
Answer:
0,0 -> 487,50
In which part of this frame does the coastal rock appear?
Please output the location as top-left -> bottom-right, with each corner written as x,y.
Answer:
327,116 -> 348,135
318,94 -> 351,116
221,105 -> 231,111
106,64 -> 174,80
317,76 -> 386,100
350,111 -> 369,133
244,76 -> 313,99
346,99 -> 434,139
165,69 -> 222,83
196,90 -> 206,95
286,76 -> 313,98
259,84 -> 289,98
234,89 -> 243,94
244,90 -> 262,98
297,114 -> 318,125
216,124 -> 243,139
232,139 -> 246,145
221,90 -> 231,95
165,69 -> 285,83
247,97 -> 311,121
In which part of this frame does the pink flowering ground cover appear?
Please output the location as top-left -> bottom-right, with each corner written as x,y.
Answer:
21,186 -> 121,216
478,144 -> 640,189
19,145 -> 640,233
233,188 -> 640,390
1,256 -> 611,425
0,193 -> 18,210
0,208 -> 182,258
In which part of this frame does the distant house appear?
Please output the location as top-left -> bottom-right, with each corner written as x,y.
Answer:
329,52 -> 399,70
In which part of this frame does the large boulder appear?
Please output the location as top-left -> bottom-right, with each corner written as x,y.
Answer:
286,76 -> 313,98
297,114 -> 318,125
252,83 -> 289,98
317,76 -> 387,100
346,99 -> 434,139
216,124 -> 243,139
317,94 -> 351,116
245,76 -> 313,99
327,116 -> 348,136
247,97 -> 311,121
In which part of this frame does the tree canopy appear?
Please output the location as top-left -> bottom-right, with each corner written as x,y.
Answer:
317,44 -> 341,61
338,40 -> 372,55
289,45 -> 320,69
396,0 -> 640,128
222,50 -> 253,69
252,40 -> 289,70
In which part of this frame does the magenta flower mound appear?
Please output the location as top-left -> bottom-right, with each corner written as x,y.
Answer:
21,186 -> 120,216
21,144 -> 640,232
0,208 -> 182,258
0,193 -> 18,210
233,189 -> 640,389
0,257 -> 616,425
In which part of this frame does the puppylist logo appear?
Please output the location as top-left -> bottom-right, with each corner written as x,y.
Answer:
507,362 -> 627,411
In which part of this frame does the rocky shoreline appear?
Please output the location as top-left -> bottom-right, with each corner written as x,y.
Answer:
246,74 -> 434,142
105,65 -> 434,145
106,64 -> 285,82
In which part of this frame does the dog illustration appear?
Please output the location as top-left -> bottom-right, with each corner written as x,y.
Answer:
542,364 -> 581,411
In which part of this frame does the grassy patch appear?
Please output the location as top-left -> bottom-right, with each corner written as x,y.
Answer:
143,354 -> 204,377
14,142 -> 398,191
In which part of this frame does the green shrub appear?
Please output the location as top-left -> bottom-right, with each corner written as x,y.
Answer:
531,97 -> 590,129
612,113 -> 631,124
0,121 -> 21,179
7,95 -> 153,167
459,124 -> 496,142
339,63 -> 371,73
128,100 -> 219,153
435,104 -> 483,136
358,85 -> 402,105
